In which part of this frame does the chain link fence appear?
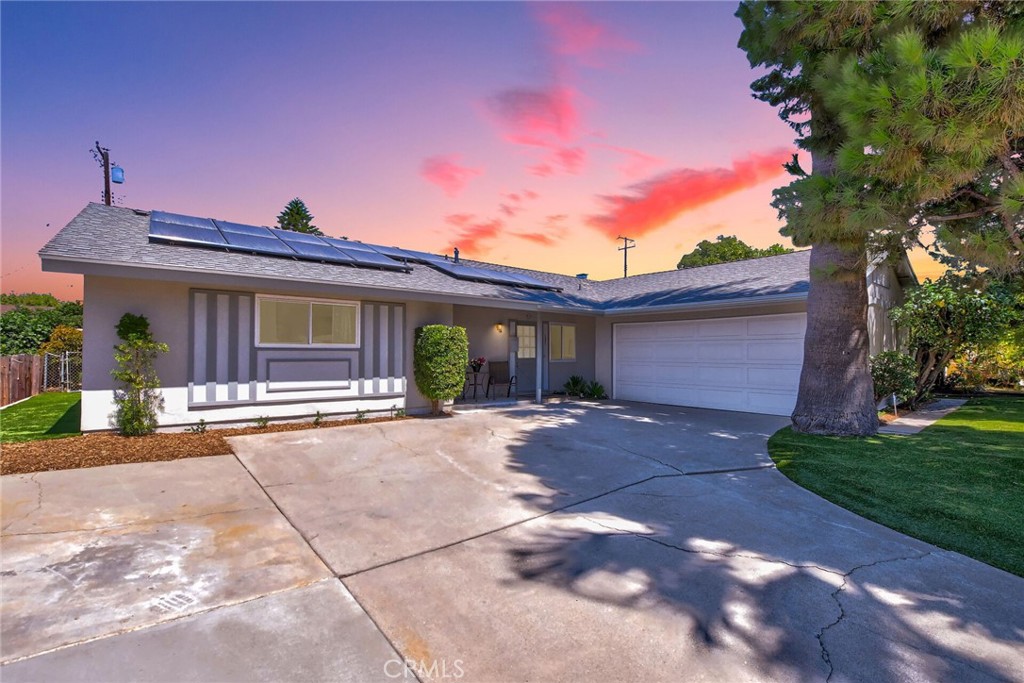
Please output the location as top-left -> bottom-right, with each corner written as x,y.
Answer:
43,351 -> 82,392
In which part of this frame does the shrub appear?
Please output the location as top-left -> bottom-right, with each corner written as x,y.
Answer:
186,419 -> 207,434
870,351 -> 917,405
564,375 -> 587,397
111,313 -> 168,436
254,415 -> 270,429
39,325 -> 83,356
584,380 -> 607,400
413,325 -> 468,415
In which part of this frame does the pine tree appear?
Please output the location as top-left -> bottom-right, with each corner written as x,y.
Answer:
737,1 -> 1021,436
276,198 -> 323,236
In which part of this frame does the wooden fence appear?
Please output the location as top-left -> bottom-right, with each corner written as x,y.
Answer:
0,354 -> 43,407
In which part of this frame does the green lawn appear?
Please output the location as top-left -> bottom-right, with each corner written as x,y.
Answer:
769,397 -> 1024,577
0,392 -> 81,443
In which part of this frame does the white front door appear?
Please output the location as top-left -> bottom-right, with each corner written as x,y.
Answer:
612,312 -> 806,416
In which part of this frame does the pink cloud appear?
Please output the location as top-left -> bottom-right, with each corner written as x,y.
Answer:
499,203 -> 524,218
533,4 -> 638,68
523,190 -> 540,200
597,144 -> 665,179
587,148 -> 793,238
516,232 -> 557,246
443,214 -> 504,254
420,155 -> 482,197
529,163 -> 555,178
487,86 -> 580,144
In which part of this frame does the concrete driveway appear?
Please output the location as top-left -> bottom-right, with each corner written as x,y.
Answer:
3,402 -> 1022,682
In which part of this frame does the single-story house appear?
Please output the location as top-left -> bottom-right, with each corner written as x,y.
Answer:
39,203 -> 916,431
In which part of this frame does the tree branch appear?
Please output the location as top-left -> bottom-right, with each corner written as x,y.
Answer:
925,208 -> 992,222
1000,152 -> 1021,179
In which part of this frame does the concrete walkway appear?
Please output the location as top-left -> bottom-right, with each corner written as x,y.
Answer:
878,398 -> 968,435
3,402 -> 1022,682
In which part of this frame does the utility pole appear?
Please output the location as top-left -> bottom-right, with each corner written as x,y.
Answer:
94,141 -> 112,206
617,236 -> 635,278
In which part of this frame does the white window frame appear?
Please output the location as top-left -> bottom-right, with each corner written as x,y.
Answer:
255,294 -> 361,349
548,323 -> 576,362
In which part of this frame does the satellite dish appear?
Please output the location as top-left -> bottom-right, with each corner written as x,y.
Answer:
111,165 -> 125,184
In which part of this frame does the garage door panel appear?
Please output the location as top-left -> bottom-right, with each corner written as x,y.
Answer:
747,366 -> 801,388
698,319 -> 747,337
613,313 -> 806,416
747,341 -> 804,362
698,342 -> 745,361
747,315 -> 806,336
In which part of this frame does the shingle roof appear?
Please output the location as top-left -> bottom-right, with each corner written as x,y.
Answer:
40,203 -> 811,313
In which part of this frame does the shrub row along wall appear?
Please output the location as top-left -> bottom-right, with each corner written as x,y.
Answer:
0,355 -> 42,406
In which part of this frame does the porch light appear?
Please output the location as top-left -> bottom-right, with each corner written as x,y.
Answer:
495,322 -> 504,334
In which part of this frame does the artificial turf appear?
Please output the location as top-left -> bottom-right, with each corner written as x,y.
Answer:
769,397 -> 1024,577
0,392 -> 81,443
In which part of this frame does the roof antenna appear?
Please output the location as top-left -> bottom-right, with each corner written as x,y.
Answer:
617,236 -> 635,278
454,247 -> 460,264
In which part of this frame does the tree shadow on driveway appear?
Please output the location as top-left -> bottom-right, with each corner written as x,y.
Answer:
493,402 -> 1024,683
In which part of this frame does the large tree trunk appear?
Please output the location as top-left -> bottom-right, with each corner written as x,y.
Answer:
791,240 -> 878,436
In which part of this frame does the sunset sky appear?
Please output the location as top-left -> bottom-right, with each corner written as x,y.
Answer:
1,2 -> 943,299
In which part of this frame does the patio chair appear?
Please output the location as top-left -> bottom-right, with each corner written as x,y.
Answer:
486,360 -> 517,398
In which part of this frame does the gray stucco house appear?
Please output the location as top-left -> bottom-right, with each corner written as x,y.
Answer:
40,203 -> 916,431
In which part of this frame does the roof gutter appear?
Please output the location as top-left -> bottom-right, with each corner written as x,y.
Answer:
598,290 -> 808,316
40,254 -> 599,314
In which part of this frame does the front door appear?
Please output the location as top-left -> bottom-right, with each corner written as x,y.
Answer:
511,322 -> 537,393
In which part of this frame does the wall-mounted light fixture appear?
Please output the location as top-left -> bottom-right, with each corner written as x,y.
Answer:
495,322 -> 504,334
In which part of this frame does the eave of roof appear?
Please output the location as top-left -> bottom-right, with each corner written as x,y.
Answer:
39,203 -> 813,314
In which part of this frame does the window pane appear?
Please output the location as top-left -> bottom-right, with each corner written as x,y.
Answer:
549,324 -> 563,361
518,325 -> 536,359
312,303 -> 357,345
259,300 -> 309,344
562,325 -> 576,360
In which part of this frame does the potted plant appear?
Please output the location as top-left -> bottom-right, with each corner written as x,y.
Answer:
469,356 -> 486,373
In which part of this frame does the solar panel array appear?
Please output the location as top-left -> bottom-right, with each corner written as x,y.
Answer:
147,210 -> 562,291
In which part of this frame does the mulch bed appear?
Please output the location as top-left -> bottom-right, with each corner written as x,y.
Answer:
0,416 -> 405,476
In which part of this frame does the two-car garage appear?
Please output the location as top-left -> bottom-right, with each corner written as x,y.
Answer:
612,312 -> 806,416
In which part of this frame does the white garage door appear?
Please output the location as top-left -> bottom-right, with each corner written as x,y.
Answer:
613,312 -> 806,416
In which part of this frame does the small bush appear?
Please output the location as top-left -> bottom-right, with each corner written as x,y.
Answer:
186,419 -> 207,434
254,415 -> 270,429
870,351 -> 917,405
111,313 -> 168,436
564,375 -> 587,397
355,408 -> 368,422
584,380 -> 607,400
313,410 -> 324,427
413,325 -> 468,415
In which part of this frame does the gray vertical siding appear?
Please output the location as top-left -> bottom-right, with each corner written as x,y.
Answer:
189,290 -> 405,407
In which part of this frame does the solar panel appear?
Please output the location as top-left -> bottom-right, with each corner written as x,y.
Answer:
269,228 -> 323,244
427,261 -> 562,291
323,239 -> 377,253
214,220 -> 274,237
320,239 -> 411,270
286,240 -> 356,264
150,219 -> 227,245
151,211 -> 218,230
221,231 -> 297,256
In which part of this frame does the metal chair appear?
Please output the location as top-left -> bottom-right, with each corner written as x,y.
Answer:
485,360 -> 517,398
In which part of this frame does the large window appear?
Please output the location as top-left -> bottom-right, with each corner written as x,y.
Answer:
517,324 -> 536,359
549,323 -> 576,361
258,296 -> 359,347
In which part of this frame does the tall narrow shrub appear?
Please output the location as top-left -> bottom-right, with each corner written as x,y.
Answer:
413,325 -> 468,415
111,313 -> 168,435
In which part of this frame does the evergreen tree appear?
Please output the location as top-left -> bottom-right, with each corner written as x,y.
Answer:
737,1 -> 1021,436
677,235 -> 792,268
276,198 -> 323,236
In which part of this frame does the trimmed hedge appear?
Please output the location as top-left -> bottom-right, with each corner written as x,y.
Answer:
413,325 -> 468,414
